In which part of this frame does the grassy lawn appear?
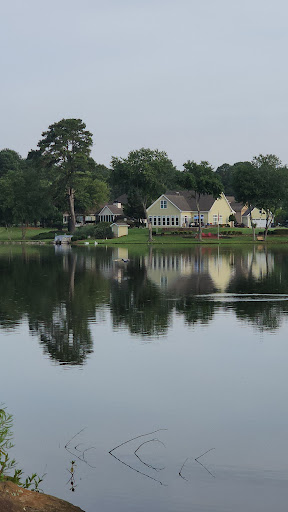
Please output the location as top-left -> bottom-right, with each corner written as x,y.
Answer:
0,227 -> 53,241
1,226 -> 288,245
82,227 -> 288,245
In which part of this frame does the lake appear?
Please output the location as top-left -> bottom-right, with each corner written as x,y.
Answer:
1,243 -> 288,511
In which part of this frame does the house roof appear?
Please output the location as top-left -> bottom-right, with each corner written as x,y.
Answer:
110,222 -> 129,227
163,190 -> 218,212
226,196 -> 247,213
114,194 -> 128,204
242,207 -> 255,217
98,204 -> 124,215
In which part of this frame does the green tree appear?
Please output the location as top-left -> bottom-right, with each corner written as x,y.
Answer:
74,175 -> 109,215
181,160 -> 223,240
215,163 -> 235,195
0,149 -> 22,178
232,161 -> 259,240
0,165 -> 54,237
252,154 -> 288,239
37,118 -> 93,232
111,148 -> 176,241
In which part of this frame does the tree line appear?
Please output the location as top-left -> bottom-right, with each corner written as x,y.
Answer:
1,118 -> 288,238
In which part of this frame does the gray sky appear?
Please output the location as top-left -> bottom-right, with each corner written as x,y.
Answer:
1,0 -> 287,169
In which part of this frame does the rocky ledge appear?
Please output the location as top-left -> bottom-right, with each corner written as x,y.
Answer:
0,480 -> 85,512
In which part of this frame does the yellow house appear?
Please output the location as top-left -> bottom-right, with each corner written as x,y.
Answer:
147,191 -> 235,228
242,206 -> 271,228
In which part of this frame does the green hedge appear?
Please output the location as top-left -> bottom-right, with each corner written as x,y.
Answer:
32,230 -> 62,240
72,222 -> 113,241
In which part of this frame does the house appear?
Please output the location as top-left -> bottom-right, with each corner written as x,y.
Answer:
147,190 -> 235,228
97,196 -> 128,223
110,221 -> 129,238
62,212 -> 96,226
226,197 -> 274,228
226,196 -> 248,224
242,207 -> 272,228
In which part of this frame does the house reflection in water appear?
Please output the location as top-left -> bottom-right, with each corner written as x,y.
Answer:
144,247 -> 275,296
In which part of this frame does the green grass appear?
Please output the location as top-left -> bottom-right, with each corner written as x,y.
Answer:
77,227 -> 288,245
0,227 -> 53,241
2,226 -> 288,246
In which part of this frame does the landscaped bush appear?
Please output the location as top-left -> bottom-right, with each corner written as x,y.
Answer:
72,222 -> 113,241
31,230 -> 62,240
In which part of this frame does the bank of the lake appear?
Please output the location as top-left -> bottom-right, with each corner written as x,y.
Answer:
85,227 -> 288,245
1,226 -> 288,246
0,481 -> 84,512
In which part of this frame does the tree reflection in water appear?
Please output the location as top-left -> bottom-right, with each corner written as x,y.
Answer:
1,244 -> 288,365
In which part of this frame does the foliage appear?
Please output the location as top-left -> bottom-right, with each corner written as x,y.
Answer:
73,222 -> 113,240
181,160 -> 223,240
215,163 -> 235,195
252,154 -> 288,237
0,167 -> 55,233
37,118 -> 94,232
87,158 -> 111,183
0,149 -> 22,178
111,148 -> 177,240
31,230 -> 62,240
232,161 -> 259,239
0,152 -> 58,232
74,176 -> 109,214
123,193 -> 145,222
0,407 -> 44,491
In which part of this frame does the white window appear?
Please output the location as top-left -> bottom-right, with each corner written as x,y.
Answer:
166,216 -> 170,226
149,216 -> 152,224
175,217 -> 179,226
162,216 -> 166,226
160,199 -> 167,209
171,216 -> 175,226
158,216 -> 161,226
153,217 -> 157,226
213,214 -> 222,225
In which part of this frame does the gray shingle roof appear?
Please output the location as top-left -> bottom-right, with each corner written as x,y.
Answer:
226,196 -> 246,213
99,204 -> 124,215
164,190 -> 217,211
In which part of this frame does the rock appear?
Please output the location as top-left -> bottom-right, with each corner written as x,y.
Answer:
0,480 -> 85,512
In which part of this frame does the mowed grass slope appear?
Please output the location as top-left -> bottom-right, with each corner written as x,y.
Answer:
0,227 -> 53,241
1,226 -> 288,245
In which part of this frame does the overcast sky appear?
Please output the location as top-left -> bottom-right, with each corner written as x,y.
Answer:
1,0 -> 287,169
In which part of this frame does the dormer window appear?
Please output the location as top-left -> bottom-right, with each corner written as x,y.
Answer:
160,199 -> 167,209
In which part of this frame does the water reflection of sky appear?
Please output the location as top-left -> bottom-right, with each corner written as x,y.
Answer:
1,246 -> 288,512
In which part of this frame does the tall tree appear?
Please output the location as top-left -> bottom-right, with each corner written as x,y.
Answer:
37,118 -> 93,232
181,160 -> 223,241
111,148 -> 176,241
215,163 -> 235,195
252,154 -> 288,239
0,163 -> 54,237
74,176 -> 109,215
0,149 -> 22,177
232,161 -> 259,240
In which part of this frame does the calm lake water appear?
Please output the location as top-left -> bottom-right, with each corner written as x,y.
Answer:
1,243 -> 288,511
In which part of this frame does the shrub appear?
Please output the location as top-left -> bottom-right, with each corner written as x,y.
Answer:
0,407 -> 45,491
31,231 -> 62,240
270,228 -> 288,235
73,222 -> 113,241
